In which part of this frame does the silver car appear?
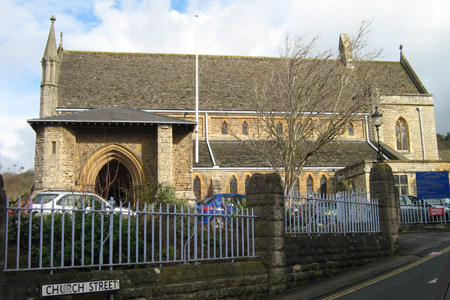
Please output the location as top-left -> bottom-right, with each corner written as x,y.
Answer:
29,191 -> 134,215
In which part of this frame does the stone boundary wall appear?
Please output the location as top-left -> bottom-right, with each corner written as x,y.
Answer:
0,168 -> 399,299
285,233 -> 391,288
2,261 -> 267,300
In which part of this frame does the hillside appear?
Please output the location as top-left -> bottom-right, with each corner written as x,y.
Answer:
2,170 -> 35,200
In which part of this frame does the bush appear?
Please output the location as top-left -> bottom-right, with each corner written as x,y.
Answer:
121,179 -> 182,209
8,209 -> 143,269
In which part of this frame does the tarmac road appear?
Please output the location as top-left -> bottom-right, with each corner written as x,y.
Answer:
262,231 -> 450,300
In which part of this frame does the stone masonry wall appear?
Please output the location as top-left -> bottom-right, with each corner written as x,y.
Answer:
34,126 -> 76,191
285,234 -> 391,288
74,126 -> 158,191
193,169 -> 336,200
2,261 -> 268,300
173,127 -> 195,198
380,95 -> 438,160
169,113 -> 367,142
157,124 -> 173,185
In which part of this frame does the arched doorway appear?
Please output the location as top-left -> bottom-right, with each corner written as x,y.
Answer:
80,144 -> 145,204
95,159 -> 132,202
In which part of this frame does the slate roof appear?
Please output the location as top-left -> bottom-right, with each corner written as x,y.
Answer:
28,106 -> 196,129
57,51 -> 424,111
194,140 -> 393,168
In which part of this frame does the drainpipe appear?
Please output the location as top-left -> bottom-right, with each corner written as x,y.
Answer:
417,106 -> 426,160
365,115 -> 388,160
195,15 -> 199,163
205,113 -> 218,167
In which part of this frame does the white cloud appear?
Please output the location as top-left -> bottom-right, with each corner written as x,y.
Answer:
0,115 -> 35,172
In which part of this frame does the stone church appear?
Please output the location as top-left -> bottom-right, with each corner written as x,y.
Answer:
28,16 -> 449,202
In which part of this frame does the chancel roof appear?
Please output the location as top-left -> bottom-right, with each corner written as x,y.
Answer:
57,51 -> 424,112
194,140 -> 399,169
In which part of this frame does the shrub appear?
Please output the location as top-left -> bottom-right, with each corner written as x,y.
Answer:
8,210 -> 143,269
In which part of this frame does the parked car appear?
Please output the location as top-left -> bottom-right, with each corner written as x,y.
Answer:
195,194 -> 246,227
287,200 -> 338,227
25,191 -> 134,215
316,202 -> 338,224
424,198 -> 450,208
400,195 -> 450,222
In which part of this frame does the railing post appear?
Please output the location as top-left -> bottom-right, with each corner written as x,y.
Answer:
247,173 -> 286,295
0,174 -> 6,299
109,197 -> 114,271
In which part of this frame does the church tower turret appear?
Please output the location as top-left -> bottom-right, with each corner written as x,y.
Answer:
40,15 -> 62,118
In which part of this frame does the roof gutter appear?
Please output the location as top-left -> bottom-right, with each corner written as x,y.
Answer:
193,166 -> 345,171
56,108 -> 370,116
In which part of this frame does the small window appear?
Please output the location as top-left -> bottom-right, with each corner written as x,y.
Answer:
52,141 -> 57,154
296,123 -> 302,135
276,122 -> 283,135
293,179 -> 299,196
394,175 -> 408,197
306,176 -> 314,196
242,121 -> 249,136
320,176 -> 327,196
348,123 -> 354,136
245,175 -> 251,193
230,176 -> 237,194
194,176 -> 201,200
222,121 -> 228,135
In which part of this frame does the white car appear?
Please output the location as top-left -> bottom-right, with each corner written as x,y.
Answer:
29,191 -> 134,215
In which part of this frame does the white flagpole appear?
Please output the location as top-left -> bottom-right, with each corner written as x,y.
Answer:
195,14 -> 199,163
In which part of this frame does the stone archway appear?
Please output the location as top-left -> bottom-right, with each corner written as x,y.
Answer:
79,144 -> 145,202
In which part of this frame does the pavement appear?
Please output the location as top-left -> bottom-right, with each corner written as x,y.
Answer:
261,231 -> 450,300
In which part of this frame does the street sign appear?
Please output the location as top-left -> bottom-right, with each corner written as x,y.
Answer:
429,207 -> 445,216
41,280 -> 120,297
416,171 -> 450,199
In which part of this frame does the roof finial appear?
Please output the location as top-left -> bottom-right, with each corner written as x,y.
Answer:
50,15 -> 56,23
59,32 -> 63,47
399,44 -> 403,52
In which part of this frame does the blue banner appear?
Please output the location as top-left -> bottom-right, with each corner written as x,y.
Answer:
416,171 -> 450,199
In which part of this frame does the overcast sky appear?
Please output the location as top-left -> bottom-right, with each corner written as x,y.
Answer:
1,0 -> 450,172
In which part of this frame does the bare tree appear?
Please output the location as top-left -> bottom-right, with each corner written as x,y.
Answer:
245,21 -> 382,195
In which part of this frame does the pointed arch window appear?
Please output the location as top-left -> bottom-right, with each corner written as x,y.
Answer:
306,176 -> 314,196
242,121 -> 249,136
348,123 -> 354,136
245,175 -> 251,193
396,118 -> 409,150
293,179 -> 299,196
320,176 -> 327,196
194,176 -> 201,200
230,176 -> 237,194
222,121 -> 228,135
276,122 -> 283,135
296,122 -> 302,135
